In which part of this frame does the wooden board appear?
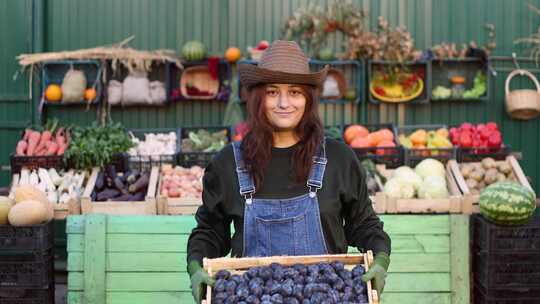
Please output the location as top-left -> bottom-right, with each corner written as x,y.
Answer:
68,291 -> 195,304
80,167 -> 158,215
68,234 -> 189,253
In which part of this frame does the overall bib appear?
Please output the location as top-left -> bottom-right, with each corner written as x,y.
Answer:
232,140 -> 328,257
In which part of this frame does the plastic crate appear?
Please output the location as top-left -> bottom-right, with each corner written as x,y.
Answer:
396,124 -> 456,167
10,154 -> 65,175
0,221 -> 54,252
473,250 -> 540,289
0,285 -> 54,304
0,250 -> 54,288
473,280 -> 540,304
41,60 -> 102,105
126,128 -> 181,171
368,60 -> 431,104
347,123 -> 404,168
430,58 -> 490,102
471,214 -> 540,251
178,127 -> 230,167
458,145 -> 512,162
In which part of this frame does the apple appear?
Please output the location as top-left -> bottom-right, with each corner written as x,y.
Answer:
257,40 -> 269,50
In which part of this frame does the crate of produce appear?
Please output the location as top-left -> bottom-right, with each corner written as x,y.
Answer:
0,250 -> 54,288
368,60 -> 430,104
430,58 -> 490,102
157,164 -> 203,215
373,159 -> 464,214
473,280 -> 540,304
41,60 -> 102,105
449,122 -> 512,162
9,168 -> 88,220
448,156 -> 532,214
80,166 -> 158,215
0,285 -> 54,304
170,59 -> 232,102
126,128 -> 181,171
396,124 -> 456,167
178,127 -> 230,167
201,251 -> 379,304
0,221 -> 54,252
344,124 -> 403,168
471,213 -> 540,252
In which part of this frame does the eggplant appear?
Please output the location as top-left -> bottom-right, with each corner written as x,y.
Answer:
126,170 -> 139,185
106,165 -> 117,180
91,191 -> 97,202
109,193 -> 132,201
106,177 -> 113,188
129,191 -> 146,201
128,173 -> 149,193
97,189 -> 120,201
114,177 -> 129,195
95,172 -> 105,190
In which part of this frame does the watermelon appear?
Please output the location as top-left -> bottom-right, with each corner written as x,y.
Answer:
181,41 -> 206,61
479,181 -> 536,226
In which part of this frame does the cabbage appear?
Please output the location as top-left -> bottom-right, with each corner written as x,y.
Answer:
393,166 -> 423,190
384,177 -> 415,199
418,175 -> 449,199
415,158 -> 445,179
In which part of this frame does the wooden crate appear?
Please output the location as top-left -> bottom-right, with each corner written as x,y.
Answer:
447,155 -> 533,214
80,167 -> 158,215
202,252 -> 378,304
373,163 -> 464,214
9,171 -> 83,220
66,214 -> 196,304
156,172 -> 202,215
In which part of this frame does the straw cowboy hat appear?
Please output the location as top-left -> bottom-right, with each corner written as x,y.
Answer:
238,40 -> 328,89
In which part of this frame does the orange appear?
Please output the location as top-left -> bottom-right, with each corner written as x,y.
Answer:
45,84 -> 62,102
225,47 -> 242,63
344,125 -> 369,144
84,88 -> 97,101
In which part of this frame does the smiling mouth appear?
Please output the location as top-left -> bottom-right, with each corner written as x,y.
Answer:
274,112 -> 295,115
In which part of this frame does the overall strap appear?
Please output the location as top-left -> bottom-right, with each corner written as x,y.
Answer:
232,141 -> 256,202
307,138 -> 328,195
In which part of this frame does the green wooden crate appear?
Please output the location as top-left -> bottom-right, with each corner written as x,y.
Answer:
67,214 -> 469,304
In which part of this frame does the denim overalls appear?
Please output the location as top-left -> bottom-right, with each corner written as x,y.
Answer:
232,140 -> 329,257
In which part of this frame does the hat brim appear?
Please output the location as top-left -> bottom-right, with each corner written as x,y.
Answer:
238,63 -> 329,89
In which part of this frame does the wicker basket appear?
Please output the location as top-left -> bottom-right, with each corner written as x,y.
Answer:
321,68 -> 347,99
505,69 -> 540,120
180,66 -> 219,99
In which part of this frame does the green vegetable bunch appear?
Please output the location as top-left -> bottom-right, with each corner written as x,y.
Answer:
463,71 -> 487,99
181,129 -> 229,153
64,122 -> 134,169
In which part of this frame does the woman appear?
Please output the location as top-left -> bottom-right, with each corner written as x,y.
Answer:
187,40 -> 391,303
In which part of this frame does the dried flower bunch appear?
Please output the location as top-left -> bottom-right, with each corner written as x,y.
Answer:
515,4 -> 540,65
431,24 -> 496,59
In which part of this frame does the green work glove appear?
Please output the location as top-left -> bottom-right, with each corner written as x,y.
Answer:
361,252 -> 390,296
188,260 -> 215,304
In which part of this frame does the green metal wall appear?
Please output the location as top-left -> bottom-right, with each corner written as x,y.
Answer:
2,0 -> 540,190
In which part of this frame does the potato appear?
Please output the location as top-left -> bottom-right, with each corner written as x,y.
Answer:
466,178 -> 478,190
482,157 -> 497,170
498,162 -> 512,175
496,173 -> 507,182
484,168 -> 499,185
470,170 -> 484,182
460,164 -> 473,179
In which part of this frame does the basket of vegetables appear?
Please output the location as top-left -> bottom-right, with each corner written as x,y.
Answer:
449,122 -> 511,162
157,164 -> 203,215
127,128 -> 181,171
344,124 -> 403,168
80,165 -> 158,215
397,124 -> 456,167
178,127 -> 231,167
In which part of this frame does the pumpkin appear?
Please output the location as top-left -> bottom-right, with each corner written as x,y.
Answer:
225,47 -> 242,63
182,41 -> 207,61
8,200 -> 48,226
14,186 -> 54,221
84,88 -> 97,101
350,137 -> 370,148
45,84 -> 62,102
378,129 -> 395,142
0,196 -> 14,225
376,140 -> 396,156
344,125 -> 369,144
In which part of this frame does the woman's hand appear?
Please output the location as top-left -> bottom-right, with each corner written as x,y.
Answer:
188,261 -> 215,303
361,252 -> 390,296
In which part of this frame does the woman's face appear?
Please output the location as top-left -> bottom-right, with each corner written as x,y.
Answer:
264,84 -> 306,131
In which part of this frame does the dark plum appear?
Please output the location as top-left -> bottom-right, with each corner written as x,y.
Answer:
271,293 -> 284,304
259,267 -> 273,281
331,261 -> 345,272
351,265 -> 365,278
214,278 -> 227,292
284,297 -> 300,304
225,280 -> 237,295
215,270 -> 231,280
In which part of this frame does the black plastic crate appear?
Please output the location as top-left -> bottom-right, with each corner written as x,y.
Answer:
458,145 -> 512,162
346,124 -> 404,168
471,214 -> 540,251
0,250 -> 54,288
126,128 -> 181,171
0,285 -> 54,304
473,250 -> 540,289
430,58 -> 490,102
473,280 -> 540,304
10,154 -> 65,175
396,124 -> 456,167
0,221 -> 54,252
178,127 -> 230,168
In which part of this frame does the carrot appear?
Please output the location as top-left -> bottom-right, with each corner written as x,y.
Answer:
23,129 -> 32,141
56,143 -> 67,156
45,141 -> 59,156
35,130 -> 52,153
26,131 -> 41,156
15,140 -> 28,156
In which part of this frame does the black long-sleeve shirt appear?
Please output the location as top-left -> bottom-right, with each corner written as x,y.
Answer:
187,138 -> 391,265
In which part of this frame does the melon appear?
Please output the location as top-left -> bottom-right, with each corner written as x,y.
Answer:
14,186 -> 54,221
479,181 -> 536,226
0,196 -> 14,225
181,41 -> 207,61
8,200 -> 48,226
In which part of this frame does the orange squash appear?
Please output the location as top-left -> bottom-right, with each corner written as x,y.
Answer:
45,84 -> 62,102
378,129 -> 394,142
350,137 -> 370,148
367,131 -> 384,147
84,88 -> 97,101
225,47 -> 242,63
376,140 -> 396,155
344,125 -> 369,144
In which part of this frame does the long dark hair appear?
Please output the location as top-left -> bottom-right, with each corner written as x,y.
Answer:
241,84 -> 324,190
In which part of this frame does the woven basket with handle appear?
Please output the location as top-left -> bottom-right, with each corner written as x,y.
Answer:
505,69 -> 540,120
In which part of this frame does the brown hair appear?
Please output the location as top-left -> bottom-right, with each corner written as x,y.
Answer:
241,84 -> 324,190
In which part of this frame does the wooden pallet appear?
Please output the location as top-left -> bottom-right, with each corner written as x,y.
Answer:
202,251 -> 378,304
156,172 -> 202,215
80,166 -> 158,215
448,155 -> 533,214
373,163 -> 464,214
